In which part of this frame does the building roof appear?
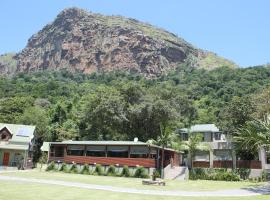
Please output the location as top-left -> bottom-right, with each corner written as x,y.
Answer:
0,143 -> 29,150
47,140 -> 179,152
40,142 -> 49,152
180,124 -> 220,133
50,140 -> 148,146
0,123 -> 35,148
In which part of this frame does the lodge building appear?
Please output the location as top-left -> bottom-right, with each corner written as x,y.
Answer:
47,140 -> 181,170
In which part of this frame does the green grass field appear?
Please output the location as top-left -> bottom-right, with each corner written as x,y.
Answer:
0,170 -> 269,200
1,170 -> 266,191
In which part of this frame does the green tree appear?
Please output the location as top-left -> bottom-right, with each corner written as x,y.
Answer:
219,96 -> 256,134
234,116 -> 270,152
180,132 -> 209,169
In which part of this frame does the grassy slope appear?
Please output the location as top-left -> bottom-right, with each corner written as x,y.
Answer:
1,170 -> 266,191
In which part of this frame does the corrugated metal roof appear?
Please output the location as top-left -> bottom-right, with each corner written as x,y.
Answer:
180,124 -> 220,133
0,123 -> 35,143
0,123 -> 35,151
0,143 -> 29,150
48,140 -> 179,152
51,140 -> 149,146
41,142 -> 49,151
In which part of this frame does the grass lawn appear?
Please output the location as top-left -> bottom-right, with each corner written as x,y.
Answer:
0,170 -> 267,192
0,180 -> 269,200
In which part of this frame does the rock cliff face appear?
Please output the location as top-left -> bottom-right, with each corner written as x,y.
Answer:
1,8 -> 236,77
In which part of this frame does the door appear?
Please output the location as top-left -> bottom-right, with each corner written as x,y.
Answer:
3,152 -> 10,166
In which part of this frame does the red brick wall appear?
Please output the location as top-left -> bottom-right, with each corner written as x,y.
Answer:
193,161 -> 210,168
50,156 -> 156,168
237,160 -> 262,169
213,160 -> 233,168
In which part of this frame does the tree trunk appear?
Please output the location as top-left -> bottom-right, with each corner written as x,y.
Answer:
161,147 -> 165,179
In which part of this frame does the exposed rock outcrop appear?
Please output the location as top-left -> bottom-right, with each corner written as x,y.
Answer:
2,8 -> 236,77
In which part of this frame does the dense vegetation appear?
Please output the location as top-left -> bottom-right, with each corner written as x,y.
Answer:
1,65 -> 270,161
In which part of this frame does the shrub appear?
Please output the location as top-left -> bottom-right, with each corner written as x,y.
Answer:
261,170 -> 268,182
93,164 -> 104,175
69,163 -> 79,174
46,161 -> 56,171
107,165 -> 117,176
120,165 -> 130,177
134,166 -> 149,178
59,162 -> 68,173
234,168 -> 251,180
152,169 -> 160,181
189,168 -> 240,181
80,164 -> 90,175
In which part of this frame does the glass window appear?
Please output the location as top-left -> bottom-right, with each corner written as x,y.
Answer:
67,145 -> 84,156
86,151 -> 106,157
181,133 -> 189,141
55,146 -> 64,157
130,146 -> 148,158
67,149 -> 84,156
214,132 -> 222,140
107,151 -> 128,158
107,146 -> 128,158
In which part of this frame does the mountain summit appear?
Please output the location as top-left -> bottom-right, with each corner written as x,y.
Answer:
0,8 -> 236,77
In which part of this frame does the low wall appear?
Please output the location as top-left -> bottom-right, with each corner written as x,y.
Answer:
213,160 -> 233,168
49,156 -> 156,168
193,160 -> 262,169
193,161 -> 210,168
237,160 -> 262,169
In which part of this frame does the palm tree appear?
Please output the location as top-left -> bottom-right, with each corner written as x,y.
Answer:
180,132 -> 209,169
148,125 -> 176,179
234,115 -> 270,152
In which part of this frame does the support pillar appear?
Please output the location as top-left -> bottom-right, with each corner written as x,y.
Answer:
258,147 -> 266,169
232,149 -> 237,169
209,150 -> 214,168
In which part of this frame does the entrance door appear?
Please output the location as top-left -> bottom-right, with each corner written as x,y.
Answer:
3,152 -> 10,166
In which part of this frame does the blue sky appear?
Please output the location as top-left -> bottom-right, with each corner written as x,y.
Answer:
0,0 -> 269,67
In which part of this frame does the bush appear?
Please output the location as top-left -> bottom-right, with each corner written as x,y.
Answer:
152,169 -> 160,181
234,168 -> 251,180
46,161 -> 56,171
59,163 -> 68,173
261,170 -> 268,182
93,164 -> 104,175
80,164 -> 90,175
134,166 -> 149,178
107,165 -> 117,176
120,165 -> 130,177
189,168 -> 240,181
69,163 -> 79,174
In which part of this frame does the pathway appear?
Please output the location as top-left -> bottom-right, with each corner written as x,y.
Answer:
0,175 -> 269,197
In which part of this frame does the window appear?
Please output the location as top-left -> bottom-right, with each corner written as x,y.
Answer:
107,146 -> 128,158
86,151 -> 106,157
67,145 -> 84,156
86,146 -> 106,157
55,146 -> 64,157
1,134 -> 7,140
181,133 -> 188,141
214,132 -> 222,140
50,146 -> 64,157
130,146 -> 148,158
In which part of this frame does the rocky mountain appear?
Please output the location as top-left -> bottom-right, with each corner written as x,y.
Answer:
0,8 -> 236,78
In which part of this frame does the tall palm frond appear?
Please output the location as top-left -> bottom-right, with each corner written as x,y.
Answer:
234,115 -> 270,152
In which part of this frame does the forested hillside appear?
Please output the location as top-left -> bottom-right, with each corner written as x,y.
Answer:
0,65 -> 270,147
